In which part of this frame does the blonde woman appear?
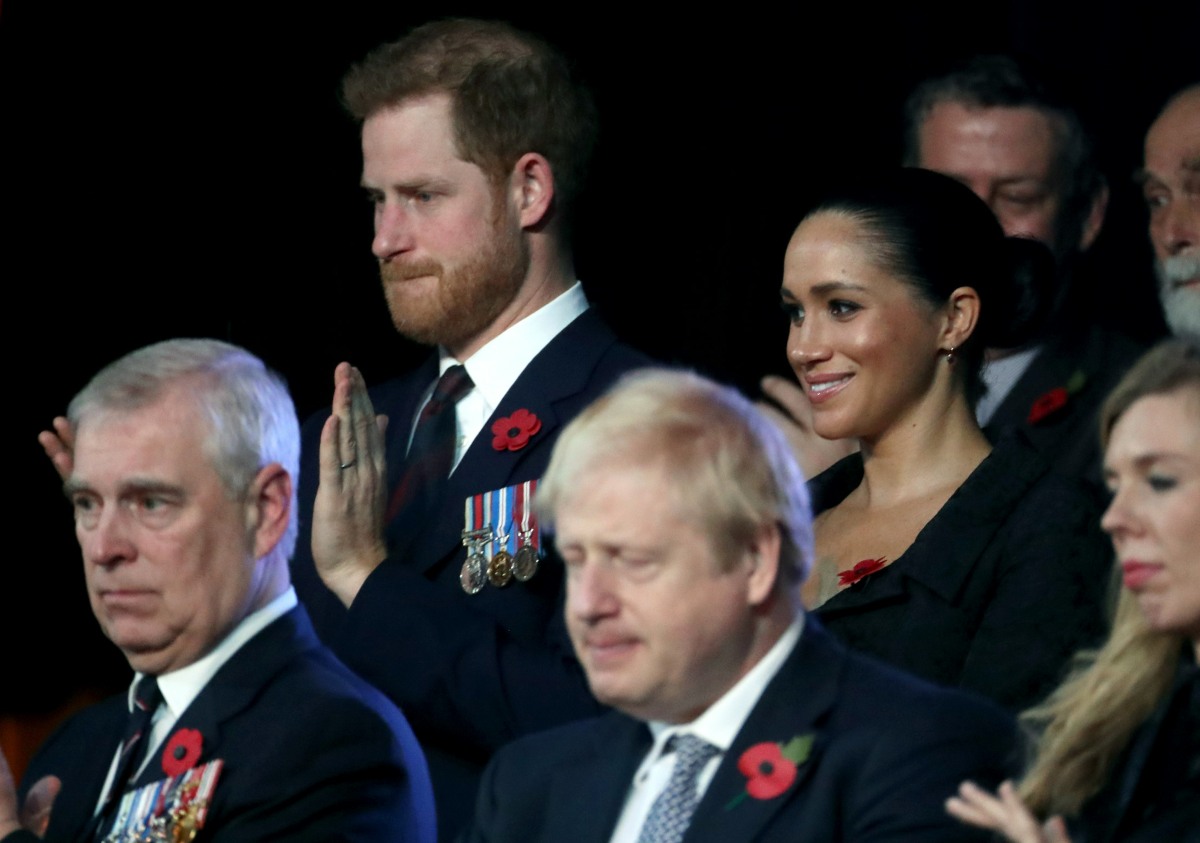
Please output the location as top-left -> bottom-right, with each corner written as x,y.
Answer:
947,339 -> 1200,842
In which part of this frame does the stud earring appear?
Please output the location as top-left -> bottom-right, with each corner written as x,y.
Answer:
944,346 -> 957,365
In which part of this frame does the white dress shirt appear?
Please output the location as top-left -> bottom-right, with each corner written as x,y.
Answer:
406,282 -> 589,471
976,345 -> 1042,426
607,618 -> 804,843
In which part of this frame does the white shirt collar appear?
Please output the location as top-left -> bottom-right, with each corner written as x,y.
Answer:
133,587 -> 297,727
641,616 -> 804,774
443,281 -> 588,409
976,344 -> 1044,426
430,282 -> 588,468
100,588 -> 297,812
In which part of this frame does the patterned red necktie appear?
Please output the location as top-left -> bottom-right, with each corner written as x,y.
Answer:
386,365 -> 475,522
101,675 -> 162,814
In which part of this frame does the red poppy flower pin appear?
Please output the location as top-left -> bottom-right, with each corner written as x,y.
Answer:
837,557 -> 888,588
726,733 -> 815,809
1027,370 -> 1087,425
162,727 -> 203,777
491,408 -> 542,452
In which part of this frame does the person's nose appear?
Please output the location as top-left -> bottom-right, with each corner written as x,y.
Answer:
80,507 -> 137,569
567,558 -> 619,625
1099,484 -> 1141,549
372,202 -> 416,262
787,321 -> 832,371
1156,193 -> 1199,258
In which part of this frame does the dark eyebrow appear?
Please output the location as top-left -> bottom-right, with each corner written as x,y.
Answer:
810,282 -> 869,296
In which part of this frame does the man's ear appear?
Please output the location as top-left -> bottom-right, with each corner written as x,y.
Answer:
744,523 -> 783,607
246,463 -> 292,560
509,152 -> 555,229
1077,182 -> 1109,252
941,286 -> 981,352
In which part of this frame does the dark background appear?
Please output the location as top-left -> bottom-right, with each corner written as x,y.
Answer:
2,0 -> 1196,746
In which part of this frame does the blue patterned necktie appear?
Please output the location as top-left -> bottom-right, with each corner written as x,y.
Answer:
637,734 -> 721,843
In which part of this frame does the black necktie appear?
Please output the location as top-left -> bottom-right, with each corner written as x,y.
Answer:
386,364 -> 475,522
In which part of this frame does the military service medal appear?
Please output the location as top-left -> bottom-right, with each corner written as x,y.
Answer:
461,480 -> 543,592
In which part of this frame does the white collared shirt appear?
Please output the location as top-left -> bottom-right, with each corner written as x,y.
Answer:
607,618 -> 804,843
976,345 -> 1043,426
407,282 -> 589,471
94,588 -> 298,813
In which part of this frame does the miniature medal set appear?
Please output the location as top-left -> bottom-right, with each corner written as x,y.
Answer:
102,760 -> 223,843
460,479 -> 543,593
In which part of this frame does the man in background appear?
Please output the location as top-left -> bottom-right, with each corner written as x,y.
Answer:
1140,83 -> 1199,341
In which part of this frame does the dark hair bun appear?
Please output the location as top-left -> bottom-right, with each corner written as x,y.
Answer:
982,235 -> 1058,350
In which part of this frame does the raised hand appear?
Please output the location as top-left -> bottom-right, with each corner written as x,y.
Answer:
312,363 -> 390,607
37,417 -> 75,481
946,780 -> 1072,843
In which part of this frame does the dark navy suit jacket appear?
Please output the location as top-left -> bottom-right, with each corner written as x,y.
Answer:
982,321 -> 1145,491
463,619 -> 1020,843
14,606 -> 435,843
290,309 -> 651,840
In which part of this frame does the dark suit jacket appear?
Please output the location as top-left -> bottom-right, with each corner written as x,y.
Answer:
290,309 -> 651,840
812,432 -> 1113,712
14,606 -> 435,843
983,321 -> 1145,491
463,619 -> 1020,843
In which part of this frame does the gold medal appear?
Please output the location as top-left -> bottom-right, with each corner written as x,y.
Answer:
487,549 -> 514,587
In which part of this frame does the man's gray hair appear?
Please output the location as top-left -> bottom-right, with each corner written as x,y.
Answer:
537,368 -> 814,586
68,338 -> 300,561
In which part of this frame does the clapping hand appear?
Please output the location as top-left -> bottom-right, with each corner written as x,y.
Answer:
946,780 -> 1073,843
313,363 -> 390,607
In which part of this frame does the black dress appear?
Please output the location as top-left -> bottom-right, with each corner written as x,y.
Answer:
811,431 -> 1113,712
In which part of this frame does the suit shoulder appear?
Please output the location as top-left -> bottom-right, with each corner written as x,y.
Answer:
266,642 -> 412,730
489,712 -> 613,770
20,696 -> 126,787
835,643 -> 1016,738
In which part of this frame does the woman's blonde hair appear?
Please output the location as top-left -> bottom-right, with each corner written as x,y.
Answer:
1018,339 -> 1199,816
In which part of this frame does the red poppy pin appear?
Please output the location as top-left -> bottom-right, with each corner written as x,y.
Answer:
491,409 -> 542,452
837,557 -> 888,588
726,733 -> 814,809
162,728 -> 203,777
1027,370 -> 1088,425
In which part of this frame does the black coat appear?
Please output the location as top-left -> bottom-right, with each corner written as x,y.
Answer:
812,432 -> 1114,712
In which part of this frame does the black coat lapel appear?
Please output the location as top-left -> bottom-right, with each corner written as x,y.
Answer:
129,608 -> 314,791
540,714 -> 652,843
684,622 -> 843,843
406,310 -> 621,576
